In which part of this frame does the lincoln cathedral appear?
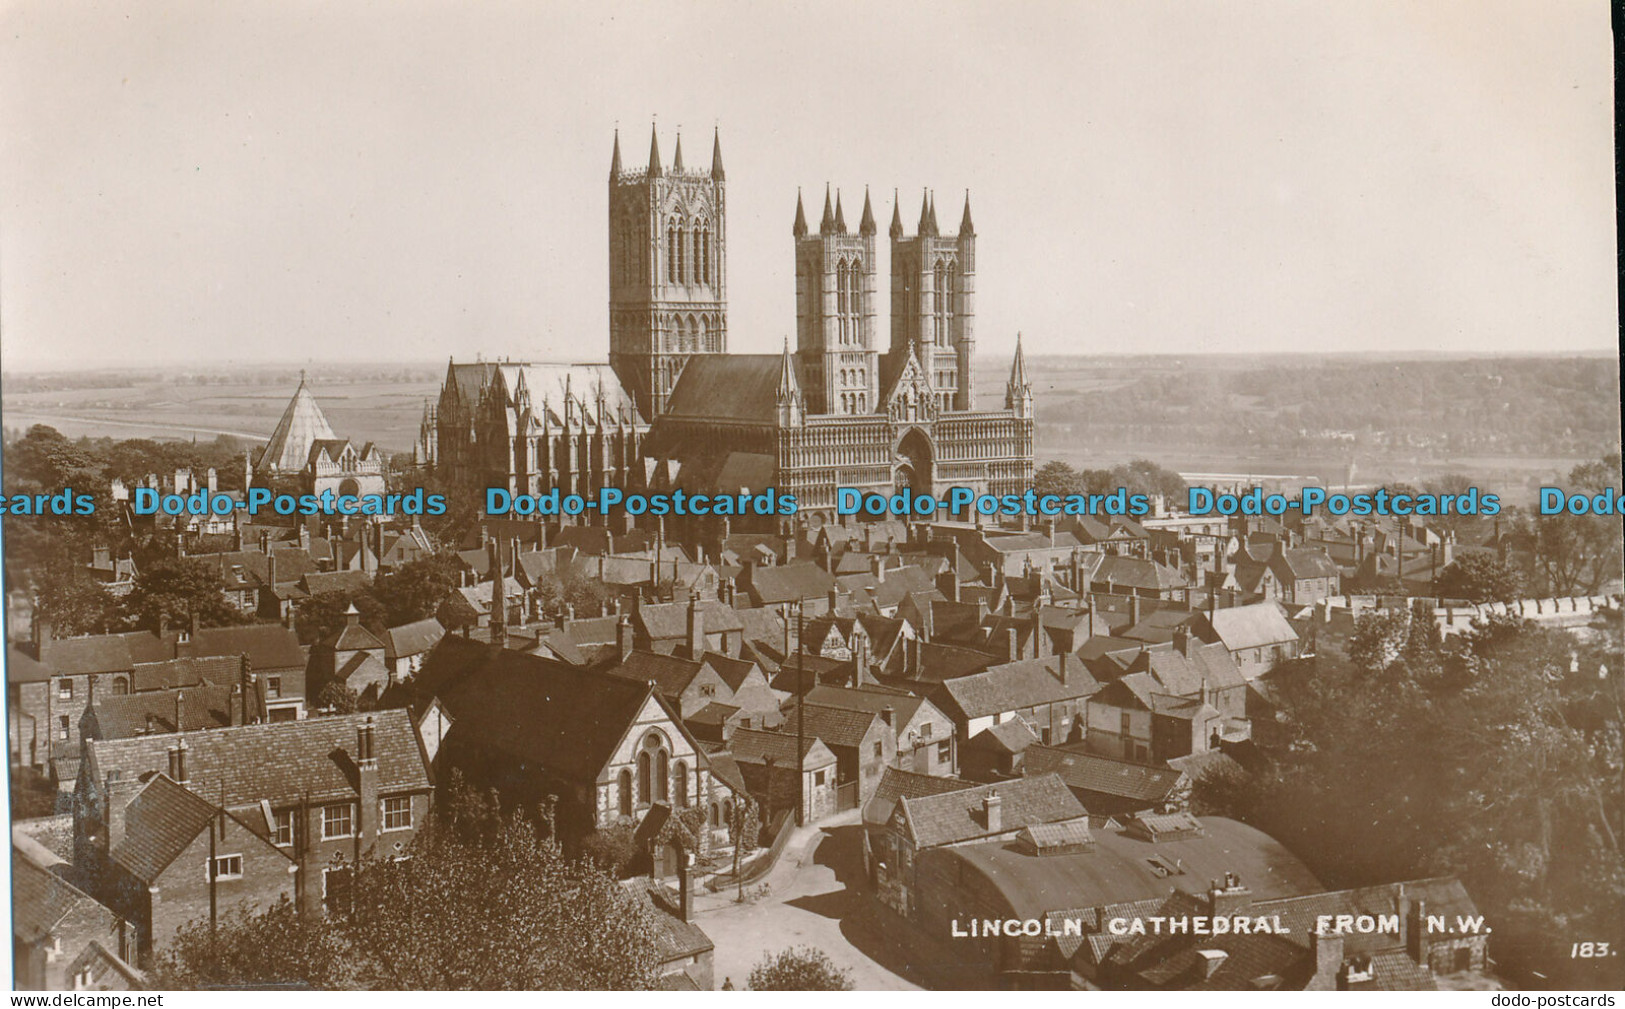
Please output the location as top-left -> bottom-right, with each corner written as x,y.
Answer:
416,126 -> 1034,523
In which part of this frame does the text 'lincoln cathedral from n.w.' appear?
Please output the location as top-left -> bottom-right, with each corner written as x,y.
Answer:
416,127 -> 1035,524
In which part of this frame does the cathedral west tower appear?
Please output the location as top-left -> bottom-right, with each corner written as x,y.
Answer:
794,186 -> 880,416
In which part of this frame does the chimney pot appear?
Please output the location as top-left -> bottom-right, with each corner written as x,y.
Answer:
983,790 -> 1003,833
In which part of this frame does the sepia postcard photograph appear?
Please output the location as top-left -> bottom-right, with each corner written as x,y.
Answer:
1,0 -> 1620,995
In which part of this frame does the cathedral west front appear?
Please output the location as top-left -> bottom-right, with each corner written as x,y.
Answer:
417,127 -> 1034,524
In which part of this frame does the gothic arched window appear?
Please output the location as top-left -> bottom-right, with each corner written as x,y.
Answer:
693,227 -> 704,285
656,750 -> 670,803
835,261 -> 849,344
702,226 -> 712,284
846,258 -> 861,340
674,760 -> 689,807
619,768 -> 633,818
637,750 -> 652,804
667,224 -> 678,284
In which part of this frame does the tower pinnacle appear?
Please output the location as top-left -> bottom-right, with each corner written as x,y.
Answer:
859,187 -> 876,237
711,127 -> 725,181
793,189 -> 808,238
820,185 -> 837,234
647,124 -> 663,178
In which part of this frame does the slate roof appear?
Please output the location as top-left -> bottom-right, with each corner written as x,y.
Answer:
663,355 -> 788,423
256,379 -> 338,473
322,617 -> 386,654
11,847 -> 116,943
803,685 -> 923,724
704,653 -> 762,693
85,709 -> 431,810
302,570 -> 375,597
897,773 -> 1085,848
383,618 -> 445,662
628,880 -> 715,962
745,562 -> 836,606
1275,548 -> 1341,581
109,774 -> 225,882
179,624 -> 305,671
605,651 -> 706,697
636,600 -> 746,641
86,685 -> 234,739
942,815 -> 1323,919
435,643 -> 665,782
934,655 -> 1100,720
1023,745 -> 1185,803
1202,603 -> 1299,652
910,642 -> 997,681
1094,554 -> 1188,591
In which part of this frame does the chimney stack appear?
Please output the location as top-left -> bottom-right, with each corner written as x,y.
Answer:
357,716 -> 380,846
174,691 -> 185,734
880,705 -> 895,728
617,614 -> 634,662
687,598 -> 705,660
677,848 -> 694,922
1129,593 -> 1142,627
103,771 -> 140,852
168,739 -> 190,786
983,790 -> 1002,833
230,684 -> 244,726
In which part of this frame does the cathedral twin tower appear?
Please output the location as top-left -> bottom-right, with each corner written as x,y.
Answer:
607,126 -> 978,423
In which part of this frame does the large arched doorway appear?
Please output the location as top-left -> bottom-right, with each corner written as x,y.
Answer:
895,428 -> 934,495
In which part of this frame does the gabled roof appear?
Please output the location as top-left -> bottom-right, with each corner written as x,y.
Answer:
935,655 -> 1100,720
627,880 -> 715,962
1200,603 -> 1299,652
1093,554 -> 1189,591
803,685 -> 923,724
635,600 -> 746,641
745,562 -> 836,606
897,774 -> 1085,848
967,718 -> 1040,755
85,710 -> 431,810
435,642 -> 680,783
11,847 -> 118,943
726,727 -> 834,769
383,618 -> 445,662
664,355 -> 787,423
1023,745 -> 1185,803
179,624 -> 305,671
86,684 -> 234,739
704,653 -> 763,693
773,703 -> 882,750
110,774 -> 226,882
6,645 -> 51,684
130,655 -> 241,693
862,766 -> 977,826
1273,547 -> 1341,581
605,651 -> 707,697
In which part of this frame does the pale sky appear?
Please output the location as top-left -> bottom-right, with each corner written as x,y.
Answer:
0,0 -> 1616,371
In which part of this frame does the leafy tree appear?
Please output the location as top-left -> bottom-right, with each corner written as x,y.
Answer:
1433,553 -> 1524,604
314,682 -> 361,714
1523,455 -> 1623,597
32,564 -> 125,636
748,946 -> 854,991
295,589 -> 386,646
145,795 -> 660,989
372,554 -> 464,627
1034,460 -> 1084,497
122,556 -> 250,632
727,796 -> 762,901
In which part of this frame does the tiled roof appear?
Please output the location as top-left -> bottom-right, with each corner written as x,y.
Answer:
862,767 -> 975,826
726,728 -> 833,769
898,773 -> 1085,849
179,624 -> 305,671
775,703 -> 881,750
1094,554 -> 1188,591
703,653 -> 761,693
11,847 -> 113,943
85,709 -> 431,809
1024,745 -> 1184,803
130,655 -> 242,693
323,619 -> 386,654
803,685 -> 922,724
935,655 -> 1100,720
302,570 -> 374,597
110,774 -> 222,882
87,685 -> 234,739
967,719 -> 1039,755
628,881 -> 715,961
745,562 -> 837,606
1276,548 -> 1341,581
383,618 -> 445,662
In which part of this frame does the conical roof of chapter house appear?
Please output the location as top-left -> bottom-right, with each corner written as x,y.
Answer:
257,375 -> 339,473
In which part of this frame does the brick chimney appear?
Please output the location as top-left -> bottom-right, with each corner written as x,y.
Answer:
677,848 -> 693,922
103,771 -> 141,852
174,691 -> 185,733
1405,895 -> 1429,966
33,617 -> 52,663
853,627 -> 871,685
687,598 -> 705,660
618,614 -> 634,663
1006,626 -> 1020,661
983,790 -> 1002,833
1206,871 -> 1252,915
1310,929 -> 1345,990
229,684 -> 244,726
880,705 -> 895,728
1129,593 -> 1142,627
357,717 -> 380,848
168,738 -> 189,786
1031,608 -> 1049,658
1173,625 -> 1191,656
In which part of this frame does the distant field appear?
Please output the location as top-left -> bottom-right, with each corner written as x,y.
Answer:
3,354 -> 1617,497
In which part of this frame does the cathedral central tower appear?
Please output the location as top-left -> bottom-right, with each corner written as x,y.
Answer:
608,126 -> 728,419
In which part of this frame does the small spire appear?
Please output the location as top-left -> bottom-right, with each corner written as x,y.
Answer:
959,190 -> 975,236
859,187 -> 876,236
672,130 -> 685,172
926,191 -> 939,236
889,189 -> 904,240
833,190 -> 847,234
609,129 -> 622,178
1008,332 -> 1030,389
918,189 -> 932,235
793,189 -> 808,238
777,337 -> 801,398
820,184 -> 837,234
647,123 -> 663,178
711,127 -> 725,181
